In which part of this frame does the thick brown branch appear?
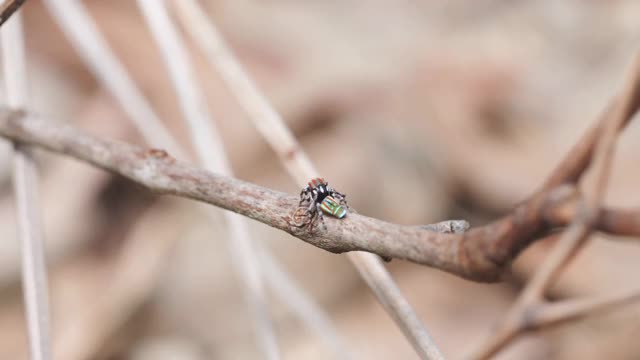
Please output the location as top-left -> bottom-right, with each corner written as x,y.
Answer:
0,109 -> 637,283
0,110 -> 500,280
0,110 -> 486,278
470,53 -> 640,360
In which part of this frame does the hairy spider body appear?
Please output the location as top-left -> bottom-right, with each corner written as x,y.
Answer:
298,178 -> 348,226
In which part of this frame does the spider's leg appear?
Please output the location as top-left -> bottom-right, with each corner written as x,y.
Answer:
299,190 -> 311,207
333,191 -> 349,208
307,202 -> 321,231
306,199 -> 316,214
299,186 -> 313,205
302,192 -> 318,223
311,191 -> 319,206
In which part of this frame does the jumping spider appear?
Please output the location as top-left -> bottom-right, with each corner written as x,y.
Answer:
297,177 -> 348,228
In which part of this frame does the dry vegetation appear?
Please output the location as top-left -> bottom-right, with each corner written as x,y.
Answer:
1,1 -> 640,359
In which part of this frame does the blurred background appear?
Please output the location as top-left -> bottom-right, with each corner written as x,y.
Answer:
1,1 -> 640,359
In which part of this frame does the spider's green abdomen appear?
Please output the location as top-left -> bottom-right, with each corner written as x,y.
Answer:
320,195 -> 347,219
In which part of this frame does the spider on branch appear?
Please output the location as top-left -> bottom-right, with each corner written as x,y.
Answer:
295,177 -> 349,229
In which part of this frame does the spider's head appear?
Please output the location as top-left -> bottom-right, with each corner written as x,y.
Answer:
313,183 -> 330,202
307,177 -> 327,189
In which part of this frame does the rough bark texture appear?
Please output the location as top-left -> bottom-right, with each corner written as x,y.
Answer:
0,108 -> 638,282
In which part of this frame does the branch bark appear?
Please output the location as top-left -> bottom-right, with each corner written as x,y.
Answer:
0,109 -> 638,283
468,53 -> 640,360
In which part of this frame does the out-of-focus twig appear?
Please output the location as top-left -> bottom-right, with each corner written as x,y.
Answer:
42,0 -> 182,156
469,53 -> 640,360
43,2 -> 346,359
53,202 -> 183,360
0,0 -> 26,27
171,0 -> 315,184
136,1 -> 279,358
523,180 -> 640,239
527,288 -> 640,329
1,11 -> 50,360
349,254 -> 445,359
170,2 -> 445,358
257,246 -> 352,359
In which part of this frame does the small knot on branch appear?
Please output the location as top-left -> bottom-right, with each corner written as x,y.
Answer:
420,220 -> 470,234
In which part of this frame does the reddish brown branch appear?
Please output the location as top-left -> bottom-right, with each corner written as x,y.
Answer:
0,104 -> 637,283
469,54 -> 640,359
0,56 -> 637,285
545,190 -> 640,237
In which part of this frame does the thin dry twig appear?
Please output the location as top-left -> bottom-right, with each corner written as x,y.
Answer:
42,0 -> 182,156
136,1 -> 279,358
0,0 -> 26,27
170,2 -> 445,358
528,288 -> 640,329
256,246 -> 353,359
1,11 -> 50,360
546,197 -> 640,237
348,254 -> 445,360
43,2 -> 347,357
53,202 -> 182,360
170,0 -> 315,184
42,3 -> 346,358
469,53 -> 640,360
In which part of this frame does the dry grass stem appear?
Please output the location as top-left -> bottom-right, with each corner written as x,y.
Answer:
171,2 -> 445,358
53,203 -> 182,360
257,246 -> 353,360
2,11 -> 50,360
44,2 -> 345,358
171,0 -> 316,185
137,1 -> 278,357
42,0 -> 182,156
